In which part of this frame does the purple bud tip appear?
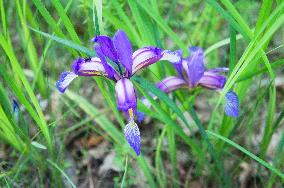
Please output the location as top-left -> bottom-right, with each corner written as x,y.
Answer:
189,46 -> 202,52
124,120 -> 141,156
225,91 -> 239,117
136,111 -> 145,123
71,57 -> 84,74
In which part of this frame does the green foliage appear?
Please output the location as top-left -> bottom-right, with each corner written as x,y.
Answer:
0,0 -> 283,187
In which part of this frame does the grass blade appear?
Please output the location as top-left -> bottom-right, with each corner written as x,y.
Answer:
206,130 -> 284,180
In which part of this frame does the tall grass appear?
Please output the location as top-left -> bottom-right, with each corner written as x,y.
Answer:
0,0 -> 283,187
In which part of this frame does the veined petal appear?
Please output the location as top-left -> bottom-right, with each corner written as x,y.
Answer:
186,47 -> 205,87
94,45 -> 118,80
115,78 -> 137,111
168,50 -> 184,78
92,35 -> 118,62
156,76 -> 187,93
225,91 -> 239,117
132,47 -> 163,75
113,30 -> 133,74
207,67 -> 229,73
160,50 -> 182,63
198,71 -> 226,90
56,71 -> 78,93
72,57 -> 107,77
124,120 -> 140,156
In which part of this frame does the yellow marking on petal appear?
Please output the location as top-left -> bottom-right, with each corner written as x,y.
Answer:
81,71 -> 107,76
128,108 -> 135,127
128,108 -> 134,119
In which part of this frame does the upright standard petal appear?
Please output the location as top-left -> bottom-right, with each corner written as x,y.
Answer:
186,47 -> 205,87
156,76 -> 187,93
115,78 -> 137,111
164,50 -> 184,78
198,71 -> 226,90
72,57 -> 107,77
56,71 -> 78,93
131,47 -> 163,75
124,120 -> 140,156
92,35 -> 118,62
225,91 -> 239,117
113,30 -> 133,74
94,45 -> 118,80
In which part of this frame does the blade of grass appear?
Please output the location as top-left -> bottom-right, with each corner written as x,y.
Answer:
229,26 -> 236,74
120,155 -> 128,188
155,128 -> 167,187
188,108 -> 230,187
30,28 -> 96,56
133,76 -> 191,132
134,81 -> 200,155
31,0 -> 78,56
50,0 -> 81,45
0,34 -> 52,151
236,59 -> 284,82
260,86 -> 276,158
109,0 -> 142,46
32,0 -> 74,89
16,0 -> 46,96
0,0 -> 7,37
206,130 -> 284,180
166,124 -> 178,188
136,0 -> 187,52
47,159 -> 76,188
62,85 -> 156,186
127,0 -> 156,45
93,0 -> 104,34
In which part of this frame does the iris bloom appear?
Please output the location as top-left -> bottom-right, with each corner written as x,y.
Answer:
149,47 -> 239,117
56,30 -> 180,155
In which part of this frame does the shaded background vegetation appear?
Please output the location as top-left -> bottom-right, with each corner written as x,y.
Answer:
0,0 -> 283,187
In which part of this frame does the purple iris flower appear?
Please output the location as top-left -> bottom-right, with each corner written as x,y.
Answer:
146,47 -> 239,118
56,30 -> 181,155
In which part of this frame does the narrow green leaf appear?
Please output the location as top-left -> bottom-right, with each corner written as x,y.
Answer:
207,130 -> 284,180
30,28 -> 96,56
133,76 -> 191,131
136,0 -> 187,51
47,159 -> 77,188
31,141 -> 47,150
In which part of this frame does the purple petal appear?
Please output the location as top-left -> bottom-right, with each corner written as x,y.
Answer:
92,35 -> 118,62
208,67 -> 229,73
186,47 -> 205,87
71,57 -> 107,77
113,30 -> 133,74
198,71 -> 226,90
132,47 -> 163,75
124,120 -> 140,156
56,71 -> 78,93
94,45 -> 118,80
115,78 -> 137,112
225,91 -> 239,117
169,50 -> 184,78
160,50 -> 182,63
156,76 -> 187,93
136,111 -> 145,123
13,99 -> 19,121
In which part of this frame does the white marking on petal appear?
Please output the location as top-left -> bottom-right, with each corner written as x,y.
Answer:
56,72 -> 78,93
161,50 -> 181,63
